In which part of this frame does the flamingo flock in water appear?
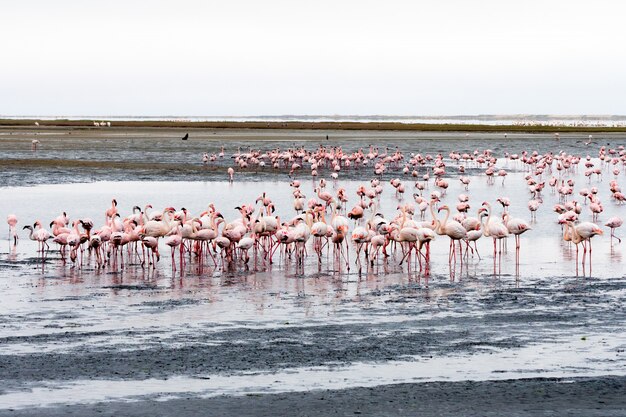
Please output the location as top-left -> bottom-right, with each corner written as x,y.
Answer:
6,142 -> 626,276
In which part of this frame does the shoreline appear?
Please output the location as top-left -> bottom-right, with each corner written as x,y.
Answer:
1,376 -> 623,416
3,118 -> 626,133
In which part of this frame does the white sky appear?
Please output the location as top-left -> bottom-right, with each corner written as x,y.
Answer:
1,0 -> 625,116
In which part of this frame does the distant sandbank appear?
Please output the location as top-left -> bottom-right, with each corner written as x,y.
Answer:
2,118 -> 626,133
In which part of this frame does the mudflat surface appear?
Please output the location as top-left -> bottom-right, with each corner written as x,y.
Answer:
1,126 -> 621,185
1,127 -> 625,415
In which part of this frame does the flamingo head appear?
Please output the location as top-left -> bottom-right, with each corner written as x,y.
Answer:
437,205 -> 449,213
23,225 -> 33,231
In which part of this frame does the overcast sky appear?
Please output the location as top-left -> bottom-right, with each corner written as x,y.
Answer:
1,0 -> 625,116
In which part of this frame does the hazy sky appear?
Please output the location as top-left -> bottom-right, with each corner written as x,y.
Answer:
2,0 -> 625,116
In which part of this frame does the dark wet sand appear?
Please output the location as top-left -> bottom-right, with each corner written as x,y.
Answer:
1,377 -> 624,417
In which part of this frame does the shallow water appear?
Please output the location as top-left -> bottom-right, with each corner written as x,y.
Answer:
1,129 -> 625,409
1,127 -> 623,185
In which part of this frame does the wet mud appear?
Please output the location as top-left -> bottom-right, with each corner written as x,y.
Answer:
1,377 -> 624,417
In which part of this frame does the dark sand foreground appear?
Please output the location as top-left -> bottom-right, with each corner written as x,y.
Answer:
1,377 -> 624,417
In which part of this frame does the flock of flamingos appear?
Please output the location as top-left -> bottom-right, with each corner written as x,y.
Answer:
6,143 -> 626,276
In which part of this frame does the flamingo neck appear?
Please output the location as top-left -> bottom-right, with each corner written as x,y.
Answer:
429,201 -> 438,225
438,208 -> 450,234
483,212 -> 492,237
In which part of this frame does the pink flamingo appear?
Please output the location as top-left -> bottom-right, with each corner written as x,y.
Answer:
315,187 -> 333,210
351,225 -> 369,270
436,205 -> 468,266
503,213 -> 532,270
23,222 -> 51,256
141,236 -> 160,267
498,169 -> 507,185
164,224 -> 183,271
236,236 -> 255,264
53,233 -> 70,261
561,220 -> 603,271
7,214 -> 18,244
331,225 -> 350,269
105,199 -> 118,223
605,216 -> 623,244
480,203 -> 509,273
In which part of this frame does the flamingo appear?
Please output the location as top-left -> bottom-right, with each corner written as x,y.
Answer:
351,226 -> 369,269
503,213 -> 532,269
237,237 -> 255,264
464,227 -> 482,259
436,205 -> 468,265
164,224 -> 183,271
561,220 -> 603,270
315,187 -> 334,210
23,223 -> 51,256
105,199 -> 118,223
480,203 -> 509,271
7,214 -> 18,244
605,216 -> 623,244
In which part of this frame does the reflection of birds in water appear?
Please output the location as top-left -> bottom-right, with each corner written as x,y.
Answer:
181,133 -> 189,141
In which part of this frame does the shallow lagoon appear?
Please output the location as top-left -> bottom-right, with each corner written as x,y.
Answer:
0,129 -> 625,410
